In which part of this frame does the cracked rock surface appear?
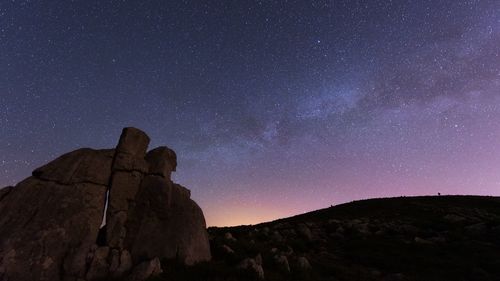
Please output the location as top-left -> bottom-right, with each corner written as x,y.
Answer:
0,127 -> 211,281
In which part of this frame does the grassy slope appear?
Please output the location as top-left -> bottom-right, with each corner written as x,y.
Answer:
156,196 -> 500,281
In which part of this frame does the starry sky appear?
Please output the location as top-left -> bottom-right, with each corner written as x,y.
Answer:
1,0 -> 500,226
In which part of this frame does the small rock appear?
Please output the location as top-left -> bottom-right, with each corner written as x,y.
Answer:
414,237 -> 433,245
398,224 -> 419,235
281,228 -> 297,236
465,223 -> 488,235
429,236 -> 446,243
295,256 -> 312,271
330,232 -> 344,239
371,269 -> 382,277
221,244 -> 235,254
274,255 -> 290,272
336,226 -> 345,234
224,232 -> 237,241
238,258 -> 265,280
328,219 -> 341,225
255,254 -> 263,266
297,224 -> 313,241
350,219 -> 363,225
384,273 -> 407,281
444,214 -> 466,223
282,245 -> 294,256
271,230 -> 283,242
360,223 -> 372,234
126,257 -> 162,281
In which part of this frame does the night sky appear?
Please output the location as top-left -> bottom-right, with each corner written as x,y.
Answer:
1,0 -> 499,226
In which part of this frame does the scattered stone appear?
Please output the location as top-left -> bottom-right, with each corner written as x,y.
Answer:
295,256 -> 312,271
262,227 -> 270,234
398,224 -> 419,235
371,269 -> 382,277
126,257 -> 162,281
414,237 -> 433,244
354,222 -> 371,235
429,236 -> 447,243
336,226 -> 345,234
282,245 -> 294,256
330,232 -> 345,240
271,230 -> 283,242
224,232 -> 237,241
384,273 -> 407,281
281,228 -> 297,236
238,258 -> 265,280
274,255 -> 290,272
444,214 -> 467,223
221,245 -> 235,254
297,223 -> 313,241
255,253 -> 263,266
350,219 -> 363,225
328,219 -> 341,225
465,223 -> 488,235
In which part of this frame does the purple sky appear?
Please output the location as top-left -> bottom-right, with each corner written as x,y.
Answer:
1,0 -> 499,226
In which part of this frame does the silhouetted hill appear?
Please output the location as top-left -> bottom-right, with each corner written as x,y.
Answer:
156,195 -> 500,281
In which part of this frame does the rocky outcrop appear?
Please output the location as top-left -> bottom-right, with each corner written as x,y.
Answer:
0,127 -> 211,281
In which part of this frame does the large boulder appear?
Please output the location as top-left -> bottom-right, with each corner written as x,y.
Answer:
0,153 -> 110,281
0,127 -> 211,281
125,176 -> 210,265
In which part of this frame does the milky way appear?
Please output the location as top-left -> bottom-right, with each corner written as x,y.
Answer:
1,0 -> 499,226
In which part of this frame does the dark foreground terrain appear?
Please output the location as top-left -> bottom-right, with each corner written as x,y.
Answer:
153,196 -> 500,281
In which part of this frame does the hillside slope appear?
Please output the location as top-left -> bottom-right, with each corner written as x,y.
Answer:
158,196 -> 500,281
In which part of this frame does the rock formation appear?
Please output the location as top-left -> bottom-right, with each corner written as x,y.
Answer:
0,127 -> 211,281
